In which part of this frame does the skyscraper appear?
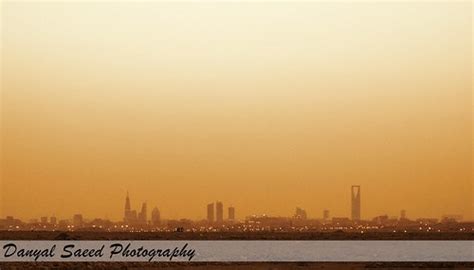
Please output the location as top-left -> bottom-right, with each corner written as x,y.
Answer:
351,185 -> 361,221
151,207 -> 161,226
124,191 -> 131,223
124,192 -> 138,224
73,214 -> 83,227
129,210 -> 137,223
294,207 -> 307,220
138,202 -> 147,224
207,203 -> 214,223
216,201 -> 224,223
228,206 -> 235,220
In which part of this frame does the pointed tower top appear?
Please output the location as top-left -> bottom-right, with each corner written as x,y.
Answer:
125,191 -> 131,212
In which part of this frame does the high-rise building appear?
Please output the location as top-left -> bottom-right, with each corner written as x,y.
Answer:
323,209 -> 330,220
40,217 -> 48,224
216,201 -> 224,223
73,214 -> 83,227
441,214 -> 463,222
124,192 -> 132,223
124,192 -> 140,224
228,206 -> 235,220
125,192 -> 131,212
294,207 -> 307,219
129,210 -> 137,223
351,185 -> 361,221
138,202 -> 147,224
207,203 -> 215,223
50,216 -> 57,225
151,207 -> 161,226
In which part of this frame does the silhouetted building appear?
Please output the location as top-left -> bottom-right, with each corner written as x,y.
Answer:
138,202 -> 147,224
125,192 -> 131,213
124,192 -> 141,224
207,203 -> 215,223
216,201 -> 224,223
3,216 -> 21,228
228,206 -> 235,220
151,207 -> 161,226
351,185 -> 361,221
129,210 -> 137,223
124,192 -> 133,223
323,209 -> 330,220
50,216 -> 57,225
294,207 -> 307,219
58,219 -> 69,229
73,214 -> 83,227
90,218 -> 112,229
372,215 -> 389,225
441,214 -> 462,223
40,217 -> 48,224
332,217 -> 351,226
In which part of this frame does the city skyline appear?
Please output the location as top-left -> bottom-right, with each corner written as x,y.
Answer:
1,2 -> 472,221
2,186 -> 469,223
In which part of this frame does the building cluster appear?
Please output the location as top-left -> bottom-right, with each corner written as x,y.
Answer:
123,192 -> 161,226
207,201 -> 235,223
294,207 -> 307,220
1,186 -> 471,233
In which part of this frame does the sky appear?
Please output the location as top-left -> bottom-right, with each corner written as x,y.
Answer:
1,1 -> 472,221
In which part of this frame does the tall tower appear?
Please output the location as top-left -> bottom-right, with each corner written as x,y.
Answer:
207,203 -> 215,223
294,207 -> 307,220
124,192 -> 131,222
351,185 -> 361,221
216,201 -> 224,223
151,207 -> 161,226
139,202 -> 147,224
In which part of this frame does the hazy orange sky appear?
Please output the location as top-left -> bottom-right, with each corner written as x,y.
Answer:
1,2 -> 472,221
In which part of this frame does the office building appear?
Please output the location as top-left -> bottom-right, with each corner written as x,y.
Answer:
216,201 -> 224,223
207,203 -> 215,223
351,185 -> 361,221
151,207 -> 161,226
